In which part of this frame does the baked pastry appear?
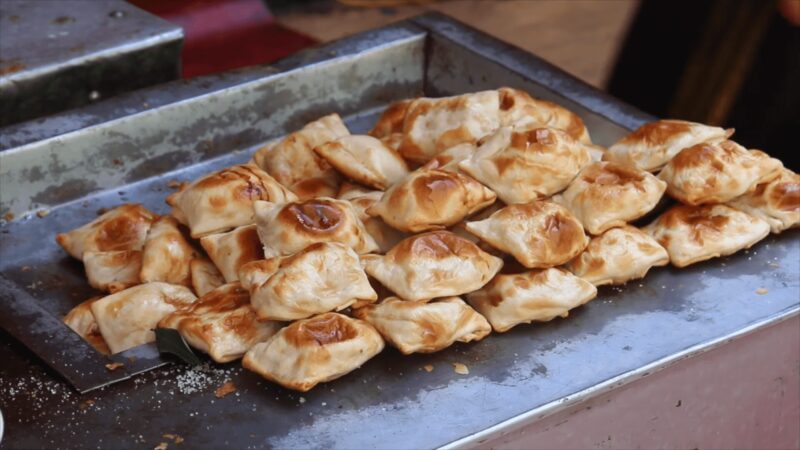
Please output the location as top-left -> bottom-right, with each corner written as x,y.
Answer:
362,231 -> 503,302
465,201 -> 588,268
83,250 -> 142,293
238,242 -> 377,321
644,204 -> 771,267
604,119 -> 733,172
139,216 -> 198,286
343,190 -> 408,253
458,126 -> 592,203
369,99 -> 413,138
658,141 -> 783,205
189,257 -> 226,296
397,91 -> 501,163
255,198 -> 378,258
729,167 -> 800,233
466,268 -> 597,332
352,296 -> 491,354
63,297 -> 110,354
167,164 -> 297,237
159,283 -> 281,363
90,282 -> 197,354
242,312 -> 384,392
56,204 -> 156,259
200,224 -> 263,283
497,87 -> 591,143
251,114 -> 349,199
556,161 -> 667,235
314,135 -> 409,190
366,161 -> 496,233
565,226 -> 669,286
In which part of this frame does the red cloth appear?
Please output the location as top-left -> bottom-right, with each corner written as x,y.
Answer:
129,0 -> 316,78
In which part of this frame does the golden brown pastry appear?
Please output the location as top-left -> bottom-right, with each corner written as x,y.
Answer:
362,231 -> 503,302
63,297 -> 110,354
397,91 -> 501,163
83,250 -> 142,293
199,224 -> 263,283
139,216 -> 198,286
158,283 -> 281,363
369,99 -> 413,138
314,135 -> 409,190
466,268 -> 597,332
431,142 -> 477,173
251,114 -> 349,199
603,119 -> 733,172
497,87 -> 591,143
565,226 -> 669,286
56,204 -> 156,259
238,242 -> 377,321
729,168 -> 800,233
465,201 -> 588,268
167,164 -> 297,238
644,204 -> 771,268
189,257 -> 226,296
658,141 -> 783,205
352,296 -> 491,354
458,126 -> 592,203
342,190 -> 408,253
242,312 -> 384,392
90,282 -> 197,354
366,161 -> 496,233
556,161 -> 667,235
254,198 -> 378,258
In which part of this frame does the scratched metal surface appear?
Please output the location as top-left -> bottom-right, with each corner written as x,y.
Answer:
0,0 -> 182,127
0,13 -> 798,450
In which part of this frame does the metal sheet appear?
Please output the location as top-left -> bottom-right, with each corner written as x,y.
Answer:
0,0 -> 183,127
0,12 -> 798,450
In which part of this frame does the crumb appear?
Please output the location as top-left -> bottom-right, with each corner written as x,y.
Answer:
127,356 -> 138,363
768,262 -> 780,268
112,159 -> 123,166
3,212 -> 14,221
452,363 -> 469,375
756,288 -> 769,295
36,209 -> 50,218
96,207 -> 109,215
423,364 -> 434,373
214,381 -> 236,398
298,397 -> 306,404
79,399 -> 95,410
167,180 -> 185,189
105,362 -> 124,371
21,265 -> 31,272
154,443 -> 168,450
163,434 -> 183,444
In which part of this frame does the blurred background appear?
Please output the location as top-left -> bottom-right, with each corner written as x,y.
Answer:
2,0 -> 798,166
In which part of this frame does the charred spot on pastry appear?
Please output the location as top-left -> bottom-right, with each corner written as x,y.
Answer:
773,181 -> 800,211
287,313 -> 358,346
670,143 -> 725,172
97,215 -> 145,251
282,200 -> 343,233
511,128 -> 555,148
623,120 -> 691,145
585,163 -> 644,186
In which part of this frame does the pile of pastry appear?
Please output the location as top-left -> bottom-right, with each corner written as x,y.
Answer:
56,87 -> 799,392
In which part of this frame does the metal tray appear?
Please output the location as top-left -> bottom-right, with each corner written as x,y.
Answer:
0,0 -> 182,127
0,13 -> 797,449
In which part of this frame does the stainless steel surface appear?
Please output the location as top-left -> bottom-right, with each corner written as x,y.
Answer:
0,12 -> 798,449
0,0 -> 182,127
472,316 -> 800,450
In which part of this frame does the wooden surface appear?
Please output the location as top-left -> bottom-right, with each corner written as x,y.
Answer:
275,0 -> 640,88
